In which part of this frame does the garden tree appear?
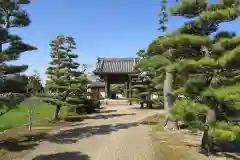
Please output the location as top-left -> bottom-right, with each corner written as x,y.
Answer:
134,54 -> 170,108
132,50 -> 148,103
136,0 -> 179,127
136,49 -> 148,59
158,0 -> 168,32
111,85 -> 124,94
147,0 -> 240,153
27,70 -> 43,94
24,70 -> 43,132
43,35 -> 87,120
170,0 -> 240,153
66,74 -> 91,114
133,0 -> 171,109
132,49 -> 158,108
0,0 -> 37,114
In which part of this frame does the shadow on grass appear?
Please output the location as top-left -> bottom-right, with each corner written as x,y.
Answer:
32,151 -> 90,160
0,133 -> 47,152
212,140 -> 240,160
199,149 -> 240,160
64,117 -> 85,122
188,136 -> 240,160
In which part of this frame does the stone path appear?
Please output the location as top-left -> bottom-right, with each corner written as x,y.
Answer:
23,105 -> 162,160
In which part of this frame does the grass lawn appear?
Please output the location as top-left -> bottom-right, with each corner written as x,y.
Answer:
146,114 -> 240,160
0,102 -> 64,132
0,101 -> 88,160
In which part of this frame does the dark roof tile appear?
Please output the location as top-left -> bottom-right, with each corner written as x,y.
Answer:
94,58 -> 139,74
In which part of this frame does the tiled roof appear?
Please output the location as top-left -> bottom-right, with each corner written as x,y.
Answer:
93,58 -> 140,74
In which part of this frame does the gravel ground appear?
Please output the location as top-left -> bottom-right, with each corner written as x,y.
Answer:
22,105 -> 162,160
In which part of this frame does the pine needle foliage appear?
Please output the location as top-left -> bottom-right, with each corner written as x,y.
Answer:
0,0 -> 37,114
42,35 -> 88,120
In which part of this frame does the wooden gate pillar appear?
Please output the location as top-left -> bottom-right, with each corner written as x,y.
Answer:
105,75 -> 110,98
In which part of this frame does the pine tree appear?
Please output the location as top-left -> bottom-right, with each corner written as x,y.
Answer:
0,0 -> 37,113
27,70 -> 43,95
43,35 -> 87,120
65,73 -> 90,114
134,53 -> 169,108
133,0 -> 171,109
146,0 -> 240,153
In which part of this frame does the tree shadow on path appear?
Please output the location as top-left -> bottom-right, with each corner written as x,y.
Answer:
86,113 -> 136,120
32,151 -> 90,160
0,133 -> 47,152
0,113 -> 137,153
46,121 -> 141,144
96,109 -> 117,114
45,116 -> 154,145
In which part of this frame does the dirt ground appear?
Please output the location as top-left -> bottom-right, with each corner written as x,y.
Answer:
1,105 -> 161,160
2,105 -> 238,160
148,114 -> 240,160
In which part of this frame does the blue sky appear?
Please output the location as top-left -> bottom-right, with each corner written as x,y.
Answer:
10,0 -> 240,84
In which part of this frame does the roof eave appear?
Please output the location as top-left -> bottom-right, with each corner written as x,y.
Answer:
93,72 -> 136,75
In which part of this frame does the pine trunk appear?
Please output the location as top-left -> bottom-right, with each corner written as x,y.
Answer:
53,105 -> 61,120
201,107 -> 217,155
163,72 -> 178,130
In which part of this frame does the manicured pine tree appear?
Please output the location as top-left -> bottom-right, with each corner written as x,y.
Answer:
133,49 -> 152,107
133,0 -> 170,109
43,35 -> 88,120
0,0 -> 37,113
147,0 -> 240,153
27,70 -> 43,95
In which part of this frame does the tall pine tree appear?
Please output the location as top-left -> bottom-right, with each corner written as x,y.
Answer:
0,0 -> 37,113
43,35 -> 87,120
146,0 -> 240,153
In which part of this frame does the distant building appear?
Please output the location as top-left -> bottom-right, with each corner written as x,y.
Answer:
92,57 -> 140,99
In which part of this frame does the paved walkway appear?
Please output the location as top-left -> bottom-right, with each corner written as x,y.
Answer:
23,105 -> 161,160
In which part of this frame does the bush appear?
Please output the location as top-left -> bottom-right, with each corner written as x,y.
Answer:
85,99 -> 101,113
64,115 -> 87,122
210,121 -> 240,140
65,98 -> 101,115
77,99 -> 101,114
171,98 -> 208,129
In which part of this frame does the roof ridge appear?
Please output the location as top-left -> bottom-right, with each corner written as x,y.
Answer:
98,57 -> 139,60
94,57 -> 139,74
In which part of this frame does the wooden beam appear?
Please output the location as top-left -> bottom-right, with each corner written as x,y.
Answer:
105,75 -> 110,98
129,75 -> 132,98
